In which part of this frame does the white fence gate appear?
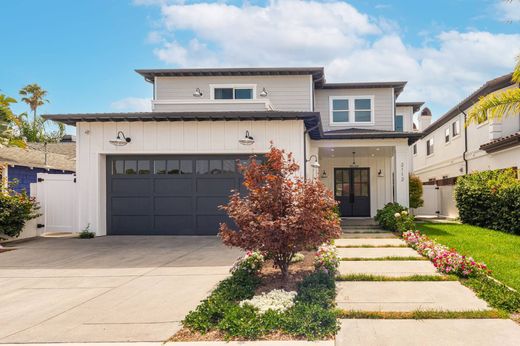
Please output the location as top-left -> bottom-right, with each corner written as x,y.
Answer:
35,173 -> 78,233
414,184 -> 459,219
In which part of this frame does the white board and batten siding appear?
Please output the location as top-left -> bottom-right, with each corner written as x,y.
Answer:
76,120 -> 306,235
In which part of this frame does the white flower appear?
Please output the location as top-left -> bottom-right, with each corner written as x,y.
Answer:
401,210 -> 408,216
240,289 -> 297,314
394,213 -> 401,218
291,252 -> 305,263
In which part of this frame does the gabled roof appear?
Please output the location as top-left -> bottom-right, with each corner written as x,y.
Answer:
0,144 -> 76,171
422,73 -> 515,136
136,67 -> 325,84
396,101 -> 424,113
43,111 -> 320,126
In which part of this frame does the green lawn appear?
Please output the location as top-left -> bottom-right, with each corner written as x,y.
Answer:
417,223 -> 520,291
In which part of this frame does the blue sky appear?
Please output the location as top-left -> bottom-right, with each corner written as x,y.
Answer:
1,0 -> 519,134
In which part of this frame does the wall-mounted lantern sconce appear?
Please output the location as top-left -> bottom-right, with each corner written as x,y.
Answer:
321,170 -> 328,179
259,87 -> 268,97
193,88 -> 203,97
109,131 -> 131,146
378,169 -> 384,177
306,154 -> 320,169
238,130 -> 255,145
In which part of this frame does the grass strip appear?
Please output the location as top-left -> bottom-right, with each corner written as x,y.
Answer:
337,245 -> 408,248
460,275 -> 520,313
336,309 -> 509,319
336,274 -> 458,282
341,256 -> 428,261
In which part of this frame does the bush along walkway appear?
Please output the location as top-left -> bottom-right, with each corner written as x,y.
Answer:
334,230 -> 520,346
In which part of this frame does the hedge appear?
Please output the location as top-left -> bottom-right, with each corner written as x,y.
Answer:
455,168 -> 520,234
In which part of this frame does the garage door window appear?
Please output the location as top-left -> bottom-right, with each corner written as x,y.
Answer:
112,160 -> 151,175
154,160 -> 193,175
138,161 -> 150,174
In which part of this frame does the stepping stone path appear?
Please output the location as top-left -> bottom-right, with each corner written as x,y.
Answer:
334,230 -> 520,346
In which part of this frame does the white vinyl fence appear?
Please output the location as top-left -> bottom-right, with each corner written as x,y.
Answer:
414,184 -> 458,219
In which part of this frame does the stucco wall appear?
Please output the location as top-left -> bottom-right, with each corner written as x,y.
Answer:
76,120 -> 305,235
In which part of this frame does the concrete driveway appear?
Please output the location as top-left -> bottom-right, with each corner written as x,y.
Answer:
0,236 -> 241,343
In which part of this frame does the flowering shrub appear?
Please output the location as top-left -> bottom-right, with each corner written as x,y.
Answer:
375,202 -> 407,230
394,210 -> 415,233
230,250 -> 264,274
403,230 -> 488,277
0,182 -> 40,239
240,289 -> 297,314
291,252 -> 305,263
314,243 -> 339,274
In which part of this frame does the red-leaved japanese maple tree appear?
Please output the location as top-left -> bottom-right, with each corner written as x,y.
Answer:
219,146 -> 341,280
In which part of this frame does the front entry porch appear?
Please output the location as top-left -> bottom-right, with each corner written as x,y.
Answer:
307,139 -> 410,218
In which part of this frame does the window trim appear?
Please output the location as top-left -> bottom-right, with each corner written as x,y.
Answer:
210,84 -> 257,101
329,95 -> 375,126
426,138 -> 434,157
452,119 -> 461,139
412,143 -> 417,156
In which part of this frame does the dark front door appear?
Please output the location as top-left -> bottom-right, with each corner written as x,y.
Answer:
106,155 -> 250,235
334,168 -> 370,217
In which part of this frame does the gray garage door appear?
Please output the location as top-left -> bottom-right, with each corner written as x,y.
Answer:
107,155 -> 250,235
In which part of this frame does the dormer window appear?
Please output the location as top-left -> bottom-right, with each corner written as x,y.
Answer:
211,84 -> 255,100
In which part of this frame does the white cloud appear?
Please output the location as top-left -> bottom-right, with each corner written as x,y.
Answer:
111,97 -> 151,112
496,0 -> 520,22
139,0 -> 520,117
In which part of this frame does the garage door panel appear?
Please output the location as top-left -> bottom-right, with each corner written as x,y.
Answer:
111,179 -> 151,195
111,215 -> 153,235
155,216 -> 193,234
196,178 -> 236,195
196,196 -> 228,214
154,178 -> 193,195
196,215 -> 228,235
111,197 -> 152,214
154,197 -> 193,215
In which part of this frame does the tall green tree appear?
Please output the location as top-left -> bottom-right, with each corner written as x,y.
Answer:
467,56 -> 520,124
19,83 -> 49,126
0,94 -> 24,148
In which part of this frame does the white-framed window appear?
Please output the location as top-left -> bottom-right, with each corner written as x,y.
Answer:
445,128 -> 450,143
452,120 -> 460,137
210,84 -> 256,100
412,143 -> 417,155
426,138 -> 434,156
329,96 -> 374,125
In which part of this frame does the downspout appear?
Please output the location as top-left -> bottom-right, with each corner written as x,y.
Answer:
303,122 -> 320,180
457,106 -> 469,174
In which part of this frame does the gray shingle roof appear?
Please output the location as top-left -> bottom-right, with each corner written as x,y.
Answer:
0,144 -> 76,171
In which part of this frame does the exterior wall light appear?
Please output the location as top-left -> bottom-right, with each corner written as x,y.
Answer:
109,131 -> 131,146
259,87 -> 268,97
306,154 -> 320,168
193,88 -> 203,97
321,170 -> 328,179
239,130 -> 255,145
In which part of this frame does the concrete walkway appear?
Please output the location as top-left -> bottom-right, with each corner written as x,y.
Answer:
0,236 -> 241,343
335,230 -> 520,345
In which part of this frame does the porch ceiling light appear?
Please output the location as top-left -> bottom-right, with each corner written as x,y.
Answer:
306,154 -> 320,168
109,131 -> 131,146
239,130 -> 255,145
193,88 -> 203,97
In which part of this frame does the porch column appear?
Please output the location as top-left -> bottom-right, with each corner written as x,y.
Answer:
394,143 -> 410,207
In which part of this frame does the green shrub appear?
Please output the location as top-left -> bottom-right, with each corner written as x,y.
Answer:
183,295 -> 234,333
217,305 -> 279,340
455,169 -> 520,234
79,224 -> 95,239
409,175 -> 424,209
281,303 -> 339,339
0,184 -> 40,239
296,271 -> 336,308
375,203 -> 407,231
213,269 -> 261,301
395,210 -> 415,233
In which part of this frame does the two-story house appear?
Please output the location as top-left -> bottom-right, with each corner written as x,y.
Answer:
45,67 -> 422,236
411,73 -> 520,183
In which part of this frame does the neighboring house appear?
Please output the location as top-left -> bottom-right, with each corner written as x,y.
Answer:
44,67 -> 423,236
0,136 -> 76,194
411,73 -> 520,182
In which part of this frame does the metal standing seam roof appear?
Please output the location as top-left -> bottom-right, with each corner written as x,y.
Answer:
421,73 -> 516,136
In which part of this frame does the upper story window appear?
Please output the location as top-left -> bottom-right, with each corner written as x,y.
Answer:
426,138 -> 434,156
412,144 -> 417,155
395,115 -> 404,132
452,120 -> 460,137
330,96 -> 373,125
211,84 -> 255,100
445,128 -> 450,143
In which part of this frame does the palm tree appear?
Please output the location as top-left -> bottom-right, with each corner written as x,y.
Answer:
467,56 -> 520,125
19,83 -> 49,126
